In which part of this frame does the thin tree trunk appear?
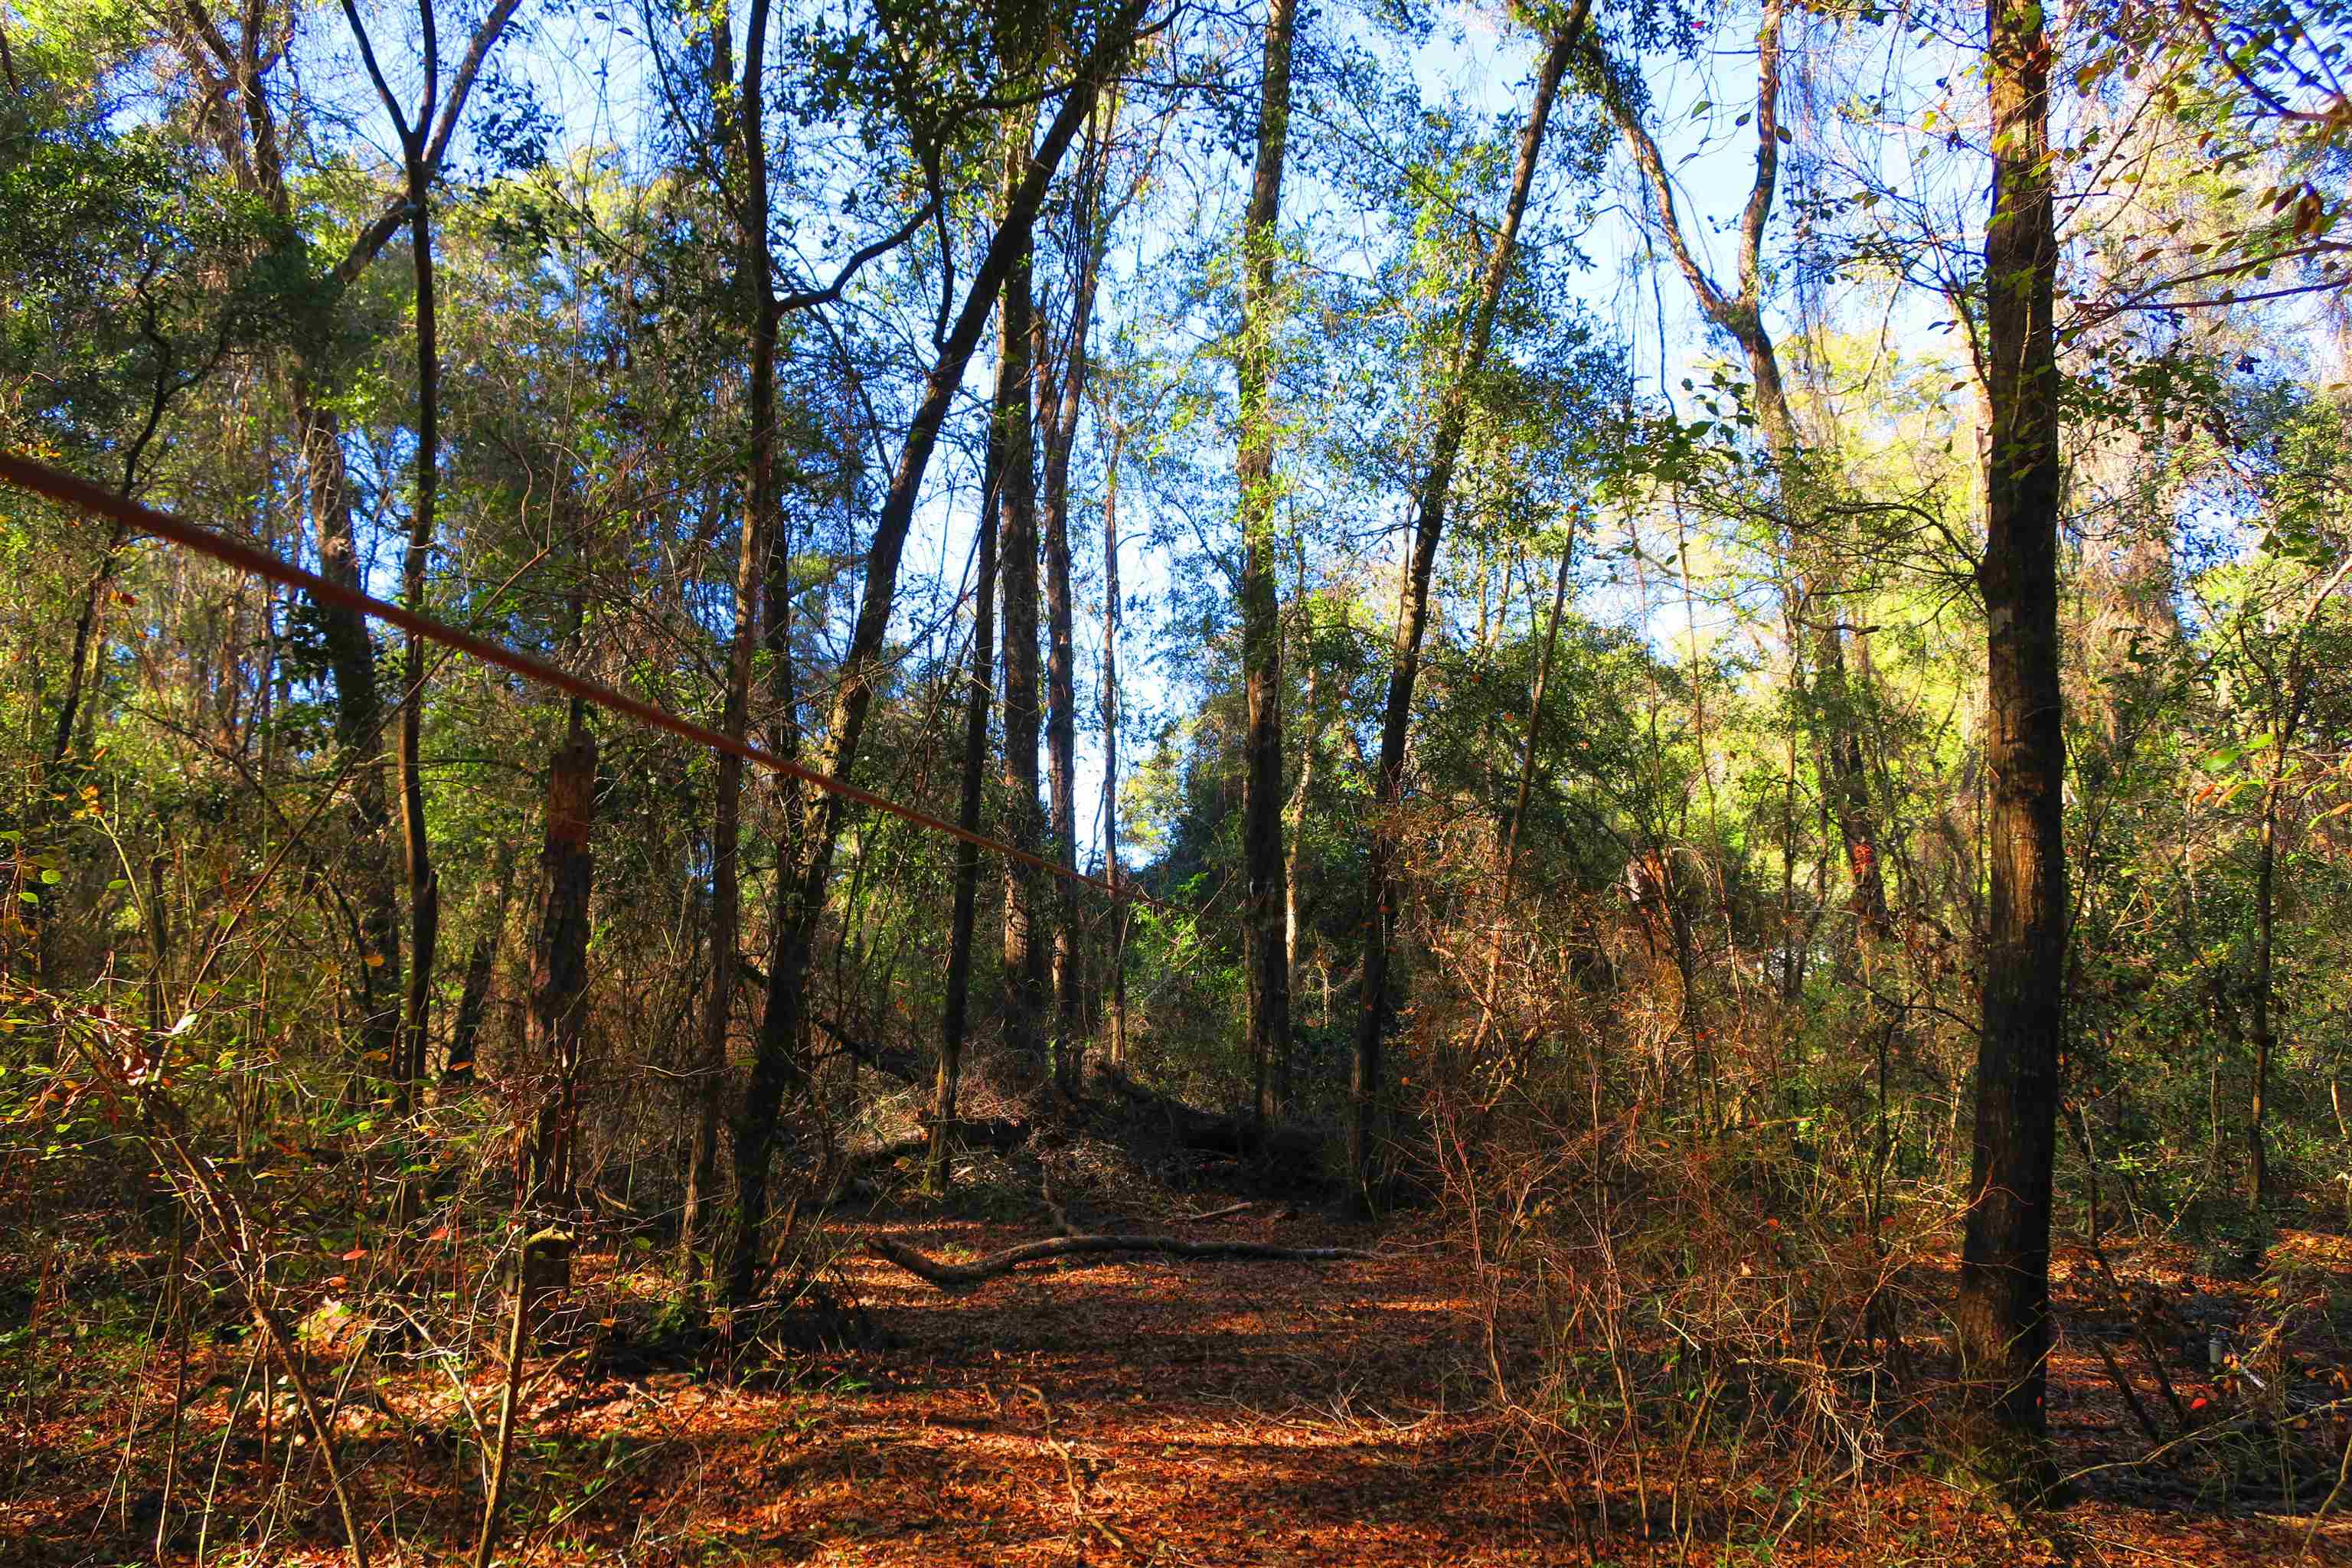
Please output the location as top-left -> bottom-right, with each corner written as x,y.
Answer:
394,113 -> 443,1104
932,454 -> 1001,1195
1952,0 -> 2066,1489
1280,616 -> 1320,1119
1239,0 -> 1299,1135
2248,769 -> 2281,1214
1039,98 -> 1116,1095
1348,16 -> 1579,1214
720,3 -> 1144,1304
1101,426 -> 1129,1070
443,844 -> 513,1084
2239,554 -> 2352,1215
1466,525 -> 1576,1066
684,0 -> 776,1283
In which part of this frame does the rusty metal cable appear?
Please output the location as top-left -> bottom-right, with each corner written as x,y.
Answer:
1,449 -> 1139,904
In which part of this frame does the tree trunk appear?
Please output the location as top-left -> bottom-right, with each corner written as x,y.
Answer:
299,382 -> 405,1063
996,97 -> 1050,1084
1101,426 -> 1129,1070
684,0 -> 776,1284
2248,769 -> 2281,1215
1467,528 -> 1576,1067
1348,18 -> 1579,1214
1038,99 -> 1116,1096
1280,617 -> 1320,1119
720,4 -> 1144,1305
394,135 -> 442,1103
169,0 -> 513,1070
1590,0 -> 1888,938
1240,0 -> 1299,1135
444,841 -> 514,1083
1952,0 -> 2066,1491
523,715 -> 597,1320
932,454 -> 1001,1195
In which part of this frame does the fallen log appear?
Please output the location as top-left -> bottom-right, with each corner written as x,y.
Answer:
865,1231 -> 1374,1292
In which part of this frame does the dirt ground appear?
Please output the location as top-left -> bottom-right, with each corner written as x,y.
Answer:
7,1202 -> 2350,1566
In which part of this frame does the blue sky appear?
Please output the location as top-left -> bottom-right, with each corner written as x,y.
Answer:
310,0 -> 1981,871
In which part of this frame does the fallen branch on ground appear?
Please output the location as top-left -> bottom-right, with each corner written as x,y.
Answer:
866,1231 -> 1375,1292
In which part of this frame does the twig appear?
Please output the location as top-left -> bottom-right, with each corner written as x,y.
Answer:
2091,1335 -> 2165,1447
472,1241 -> 531,1568
2304,1426 -> 2352,1565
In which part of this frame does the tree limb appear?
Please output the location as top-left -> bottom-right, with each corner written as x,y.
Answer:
866,1230 -> 1374,1292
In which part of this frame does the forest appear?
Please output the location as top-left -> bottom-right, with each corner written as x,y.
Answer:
4,0 -> 2352,1560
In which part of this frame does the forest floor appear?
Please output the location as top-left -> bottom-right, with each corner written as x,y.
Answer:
8,1194 -> 2351,1566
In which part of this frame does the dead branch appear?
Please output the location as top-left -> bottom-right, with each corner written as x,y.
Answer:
865,1230 -> 1374,1292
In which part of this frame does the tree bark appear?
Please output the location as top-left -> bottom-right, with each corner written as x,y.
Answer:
1952,0 -> 2066,1491
390,44 -> 444,1103
522,716 -> 597,1320
1348,16 -> 1579,1214
1240,0 -> 1299,1135
996,92 -> 1051,1084
1280,605 -> 1320,1118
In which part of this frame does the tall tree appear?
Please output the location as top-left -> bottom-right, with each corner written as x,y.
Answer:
1588,0 -> 1890,938
1237,0 -> 1299,1133
1037,95 -> 1119,1093
167,0 -> 521,1063
1348,10 -> 1583,1212
339,0 -> 449,1101
1951,0 -> 2067,1489
1099,418 -> 1131,1070
684,0 -> 779,1276
996,75 -> 1051,1083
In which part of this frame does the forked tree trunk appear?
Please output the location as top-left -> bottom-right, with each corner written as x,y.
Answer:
1348,17 -> 1579,1214
168,0 -> 512,1070
1039,98 -> 1117,1095
720,3 -> 1145,1305
1589,0 -> 1888,939
1951,0 -> 2066,1491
